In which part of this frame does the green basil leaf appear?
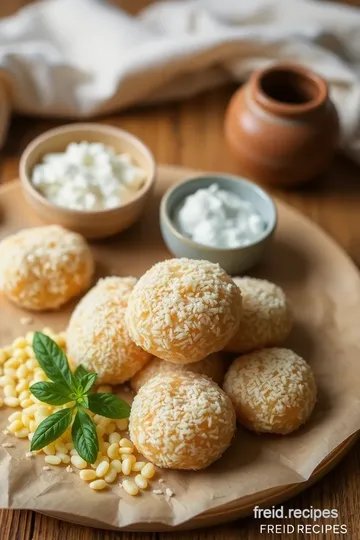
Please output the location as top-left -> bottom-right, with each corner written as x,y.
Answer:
87,393 -> 131,419
33,333 -> 73,391
29,382 -> 71,406
72,409 -> 98,464
78,373 -> 97,395
73,365 -> 89,384
30,408 -> 73,452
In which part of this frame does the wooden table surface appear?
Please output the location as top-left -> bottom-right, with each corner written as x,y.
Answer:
1,1 -> 360,539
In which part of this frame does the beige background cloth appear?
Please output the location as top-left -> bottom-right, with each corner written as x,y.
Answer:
0,0 -> 360,160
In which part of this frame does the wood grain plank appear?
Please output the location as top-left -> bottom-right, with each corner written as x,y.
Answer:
0,509 -> 33,540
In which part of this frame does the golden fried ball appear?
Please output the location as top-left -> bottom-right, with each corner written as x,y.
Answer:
223,348 -> 317,434
0,225 -> 94,311
130,372 -> 236,470
224,277 -> 293,354
126,258 -> 242,364
130,352 -> 226,393
66,277 -> 151,384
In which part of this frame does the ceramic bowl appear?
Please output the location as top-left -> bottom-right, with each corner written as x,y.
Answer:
160,174 -> 277,275
19,123 -> 156,239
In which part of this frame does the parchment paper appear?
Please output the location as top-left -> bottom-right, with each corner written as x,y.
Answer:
1,165 -> 360,529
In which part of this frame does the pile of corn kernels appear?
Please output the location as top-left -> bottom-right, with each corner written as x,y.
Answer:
0,329 -> 158,496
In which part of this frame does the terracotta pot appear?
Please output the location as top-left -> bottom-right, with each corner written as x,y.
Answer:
224,64 -> 339,187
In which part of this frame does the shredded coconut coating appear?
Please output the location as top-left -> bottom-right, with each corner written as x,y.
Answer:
66,276 -> 151,384
126,258 -> 242,364
130,372 -> 236,470
224,277 -> 293,354
0,225 -> 94,311
130,352 -> 226,393
223,348 -> 317,435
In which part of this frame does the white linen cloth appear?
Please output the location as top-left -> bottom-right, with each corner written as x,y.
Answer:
1,0 -> 360,161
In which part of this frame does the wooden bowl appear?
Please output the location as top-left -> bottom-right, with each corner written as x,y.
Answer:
19,123 -> 156,239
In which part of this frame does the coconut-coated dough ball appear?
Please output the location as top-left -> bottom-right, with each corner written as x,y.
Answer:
0,225 -> 94,311
126,258 -> 242,364
67,277 -> 151,384
223,348 -> 317,435
130,372 -> 236,470
130,352 -> 226,393
224,277 -> 293,354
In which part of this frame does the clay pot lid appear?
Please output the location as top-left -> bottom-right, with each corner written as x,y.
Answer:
251,63 -> 328,117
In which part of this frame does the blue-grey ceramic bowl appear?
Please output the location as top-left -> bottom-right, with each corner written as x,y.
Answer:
160,174 -> 277,275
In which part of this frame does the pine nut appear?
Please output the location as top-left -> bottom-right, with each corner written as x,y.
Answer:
122,458 -> 133,476
4,397 -> 20,407
115,419 -> 128,431
122,480 -> 139,496
43,445 -> 56,455
141,463 -> 156,479
18,390 -> 30,401
108,432 -> 121,444
20,399 -> 33,409
119,447 -> 133,455
29,420 -> 36,432
55,443 -> 68,454
45,455 -> 61,465
96,460 -> 110,478
12,337 -> 27,349
57,453 -> 70,464
134,474 -> 148,490
16,380 -> 29,393
5,358 -> 20,369
105,422 -> 116,434
4,368 -> 17,377
107,443 -> 119,460
132,461 -> 146,472
70,448 -> 79,456
8,420 -> 23,433
71,455 -> 87,469
89,479 -> 107,490
15,428 -> 29,438
0,376 -> 15,387
91,455 -> 108,469
111,459 -> 122,473
16,365 -> 28,378
28,432 -> 34,441
0,351 -> 6,365
4,385 -> 17,398
0,397 -> 3,408
14,349 -> 27,361
80,469 -> 97,481
21,413 -> 30,427
104,465 -> 118,484
23,404 -> 38,415
119,438 -> 133,448
8,411 -> 22,422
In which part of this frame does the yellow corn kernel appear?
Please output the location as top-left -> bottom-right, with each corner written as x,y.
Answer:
43,445 -> 56,456
132,461 -> 146,472
108,432 -> 121,445
107,443 -> 119,460
12,337 -> 27,349
8,419 -> 24,433
15,428 -> 29,438
106,422 -> 116,435
115,419 -> 128,431
122,480 -> 139,496
134,474 -> 148,490
89,479 -> 107,490
97,385 -> 112,393
4,397 -> 20,407
141,463 -> 156,479
57,453 -> 71,464
121,458 -> 133,476
119,438 -> 133,449
96,460 -> 110,478
8,411 -> 22,422
71,455 -> 87,469
111,459 -> 122,473
16,380 -> 29,393
0,375 -> 15,387
45,455 -> 61,465
4,385 -> 17,398
80,469 -> 97,481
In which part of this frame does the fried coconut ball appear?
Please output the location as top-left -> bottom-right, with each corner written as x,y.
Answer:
223,348 -> 317,434
126,258 -> 242,364
224,277 -> 293,354
0,225 -> 94,310
67,277 -> 151,384
130,352 -> 226,393
130,372 -> 236,470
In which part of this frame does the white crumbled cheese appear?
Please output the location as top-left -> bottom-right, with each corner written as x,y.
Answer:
31,141 -> 147,210
173,183 -> 265,249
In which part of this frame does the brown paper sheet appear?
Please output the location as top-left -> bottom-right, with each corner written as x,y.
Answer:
1,165 -> 360,529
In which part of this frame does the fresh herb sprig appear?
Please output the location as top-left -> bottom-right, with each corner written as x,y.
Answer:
29,332 -> 130,464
